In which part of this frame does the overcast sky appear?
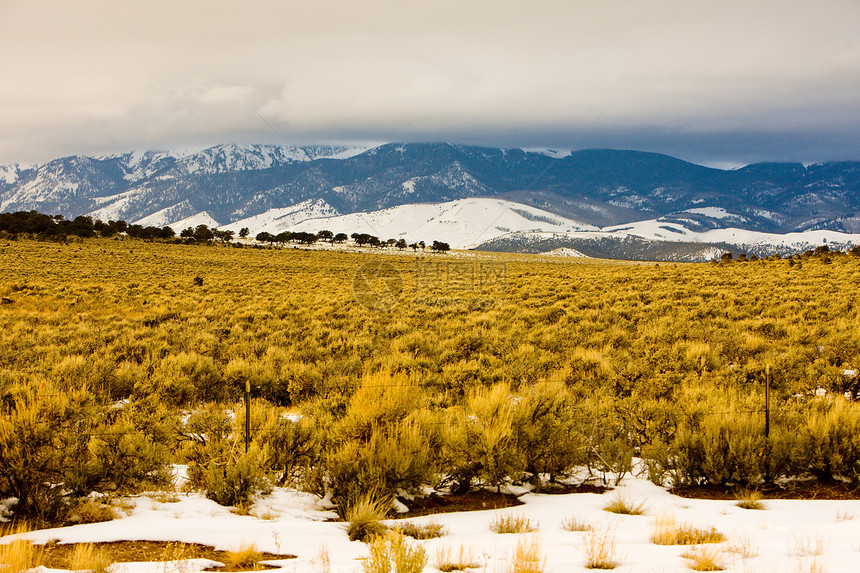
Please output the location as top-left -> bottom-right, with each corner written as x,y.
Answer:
2,0 -> 860,167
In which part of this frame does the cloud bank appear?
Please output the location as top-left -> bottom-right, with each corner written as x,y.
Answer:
1,0 -> 859,165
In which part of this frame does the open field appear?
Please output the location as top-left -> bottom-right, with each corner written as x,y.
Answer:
2,237 -> 860,571
3,237 -> 858,403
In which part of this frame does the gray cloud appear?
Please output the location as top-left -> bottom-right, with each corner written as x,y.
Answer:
1,0 -> 859,166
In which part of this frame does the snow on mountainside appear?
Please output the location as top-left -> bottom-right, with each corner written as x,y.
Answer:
134,200 -> 201,228
0,164 -> 21,185
165,211 -> 221,231
599,216 -> 860,249
103,144 -> 372,180
285,198 -> 597,249
221,199 -> 341,235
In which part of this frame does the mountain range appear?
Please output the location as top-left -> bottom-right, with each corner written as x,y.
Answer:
2,142 -> 860,260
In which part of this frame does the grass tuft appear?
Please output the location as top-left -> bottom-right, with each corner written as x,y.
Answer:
602,492 -> 647,516
0,532 -> 45,573
681,546 -> 724,571
362,532 -> 427,573
224,542 -> 263,571
561,515 -> 592,532
489,513 -> 539,534
651,513 -> 725,545
311,545 -> 330,573
835,510 -> 855,522
433,543 -> 479,572
69,498 -> 118,525
69,542 -> 114,573
345,495 -> 390,542
725,535 -> 758,559
583,529 -> 619,570
734,488 -> 765,510
390,520 -> 446,539
510,535 -> 545,573
791,534 -> 827,557
794,556 -> 827,573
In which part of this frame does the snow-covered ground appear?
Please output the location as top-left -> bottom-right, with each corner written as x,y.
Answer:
248,198 -> 597,250
4,473 -> 859,573
153,198 -> 860,254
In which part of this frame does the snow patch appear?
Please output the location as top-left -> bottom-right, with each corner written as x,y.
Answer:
521,148 -> 571,159
541,247 -> 588,258
683,206 -> 734,219
168,212 -> 221,231
221,200 -> 341,235
6,475 -> 860,573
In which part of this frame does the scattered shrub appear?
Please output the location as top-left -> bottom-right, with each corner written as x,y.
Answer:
69,543 -> 114,573
602,492 -> 647,515
734,488 -> 765,510
561,515 -> 592,532
201,444 -> 272,510
67,498 -> 117,525
489,513 -> 539,534
442,383 -> 524,493
725,535 -> 759,559
345,494 -> 390,542
681,546 -> 724,571
362,531 -> 427,573
513,380 -> 586,489
224,542 -> 263,570
391,520 -> 446,539
670,416 -> 767,487
510,534 -> 545,573
650,513 -> 725,545
583,529 -> 619,570
434,543 -> 479,572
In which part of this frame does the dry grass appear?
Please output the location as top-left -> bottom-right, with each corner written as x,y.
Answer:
224,542 -> 263,571
509,535 -> 545,573
791,534 -> 827,557
27,540 -> 291,571
681,546 -> 725,571
734,489 -> 766,510
312,545 -> 330,573
362,532 -> 427,573
433,543 -> 480,572
69,543 -> 114,573
835,510 -> 855,522
70,499 -> 118,525
345,495 -> 389,542
603,492 -> 647,516
489,513 -> 539,534
0,536 -> 45,573
582,529 -> 619,570
725,535 -> 759,559
391,520 -> 447,539
794,556 -> 828,573
561,515 -> 592,532
651,513 -> 726,545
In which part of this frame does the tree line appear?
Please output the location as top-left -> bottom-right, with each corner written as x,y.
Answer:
0,210 -> 452,251
255,230 -> 450,251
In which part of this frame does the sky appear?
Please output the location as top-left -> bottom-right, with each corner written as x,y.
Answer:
1,0 -> 860,167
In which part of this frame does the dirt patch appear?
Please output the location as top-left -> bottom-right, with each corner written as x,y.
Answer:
37,541 -> 295,572
398,490 -> 523,517
535,483 -> 610,495
671,482 -> 860,501
395,483 -> 609,518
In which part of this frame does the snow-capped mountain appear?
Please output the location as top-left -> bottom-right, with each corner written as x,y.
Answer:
285,197 -> 596,249
2,142 -> 860,260
221,199 -> 342,236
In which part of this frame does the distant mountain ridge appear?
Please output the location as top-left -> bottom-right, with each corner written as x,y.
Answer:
2,142 -> 860,259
